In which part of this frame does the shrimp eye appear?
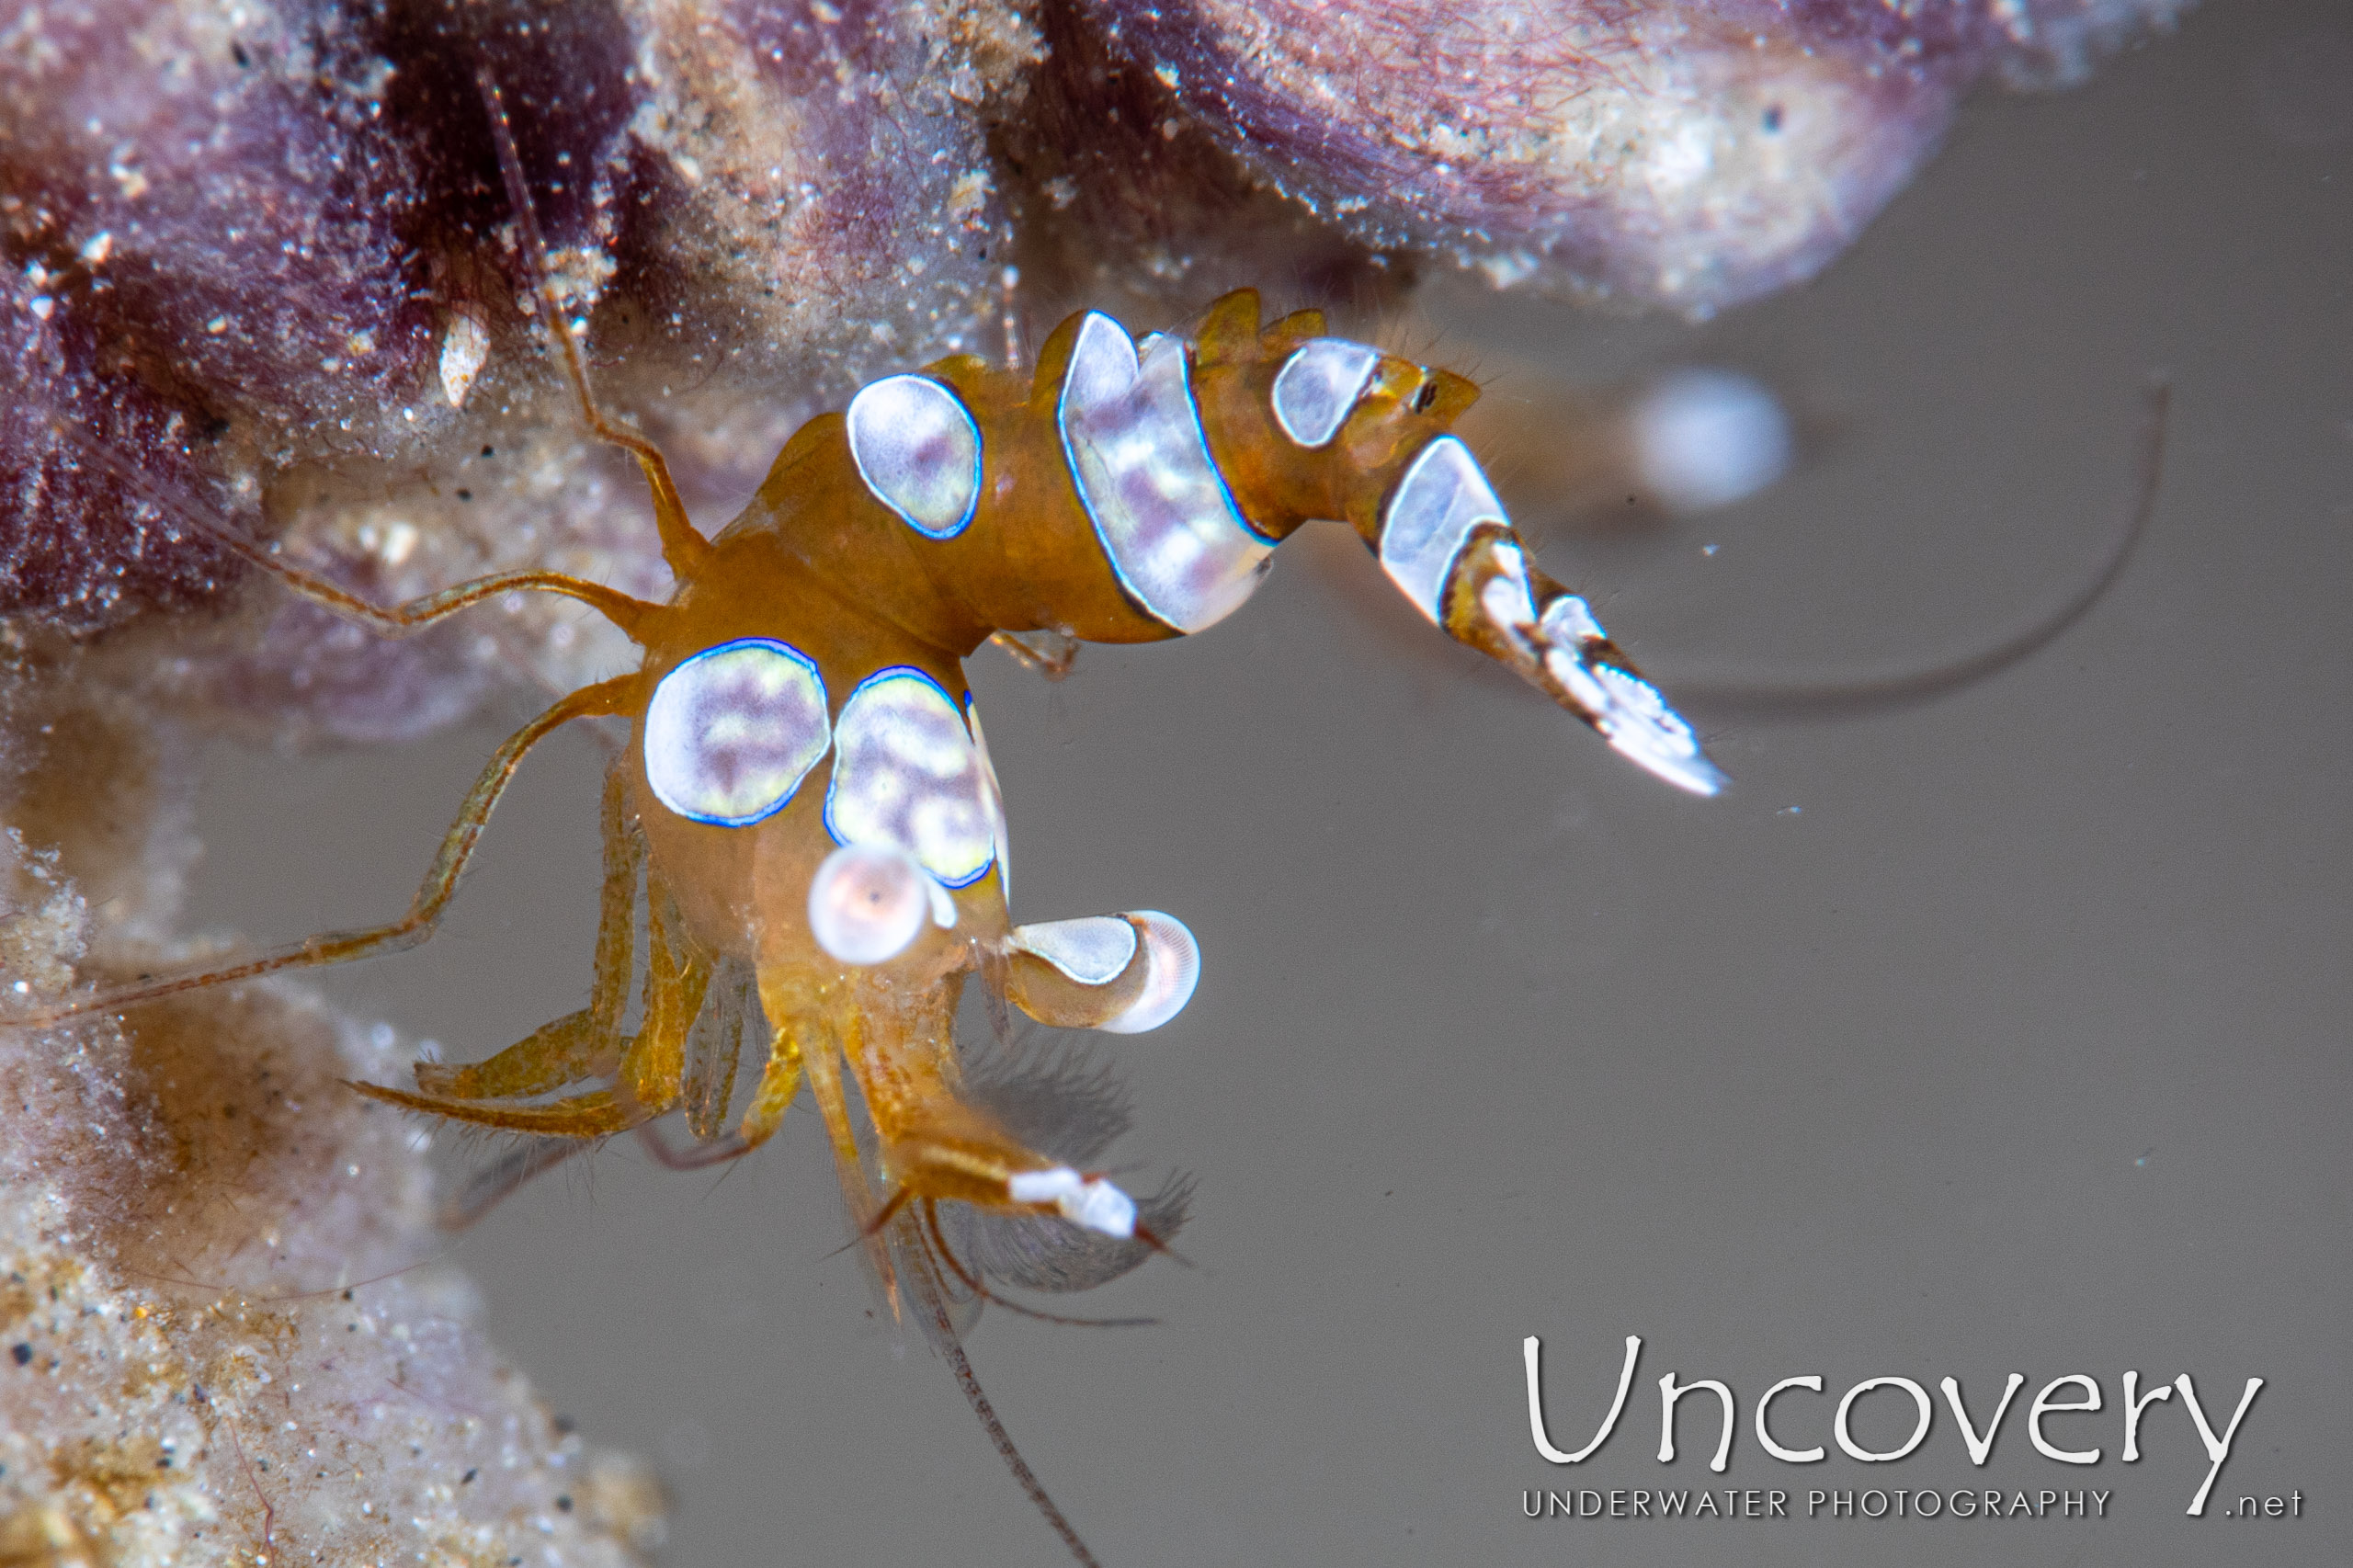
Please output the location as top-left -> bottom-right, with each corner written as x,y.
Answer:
808,843 -> 950,965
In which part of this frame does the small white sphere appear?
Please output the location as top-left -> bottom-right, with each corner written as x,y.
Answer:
1631,369 -> 1792,513
807,843 -> 932,965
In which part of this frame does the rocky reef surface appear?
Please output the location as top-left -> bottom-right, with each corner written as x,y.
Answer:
0,3 -> 2188,1560
0,666 -> 665,1567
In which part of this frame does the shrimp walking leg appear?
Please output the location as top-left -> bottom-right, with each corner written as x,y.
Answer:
679,964 -> 751,1142
631,1006 -> 805,1172
987,629 -> 1081,680
414,761 -> 646,1101
612,889 -> 712,1119
356,882 -> 713,1137
733,1022 -> 807,1153
476,66 -> 710,583
5,675 -> 638,1027
635,1121 -> 756,1171
411,1011 -> 618,1107
348,1081 -> 642,1138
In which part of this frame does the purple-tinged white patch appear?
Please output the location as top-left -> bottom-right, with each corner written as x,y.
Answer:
642,638 -> 830,827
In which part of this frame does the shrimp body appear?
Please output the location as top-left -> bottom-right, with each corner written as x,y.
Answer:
586,289 -> 1722,1256
303,286 -> 1722,1264
14,278 -> 1723,1568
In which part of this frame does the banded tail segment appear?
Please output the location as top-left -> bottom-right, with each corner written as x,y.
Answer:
1247,318 -> 1727,796
1370,432 -> 1726,796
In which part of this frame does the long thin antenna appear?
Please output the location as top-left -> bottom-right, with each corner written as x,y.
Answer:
46,421 -> 654,637
904,1239 -> 1107,1568
473,68 -> 710,580
1665,380 -> 2171,717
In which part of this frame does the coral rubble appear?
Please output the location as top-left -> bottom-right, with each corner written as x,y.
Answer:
0,677 -> 664,1567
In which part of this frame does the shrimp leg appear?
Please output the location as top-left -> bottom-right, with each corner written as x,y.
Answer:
5,675 -> 638,1027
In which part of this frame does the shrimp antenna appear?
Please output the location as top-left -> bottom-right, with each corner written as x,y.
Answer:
1662,379 -> 2170,717
21,72 -> 703,642
901,1241 -> 1108,1568
40,418 -> 654,638
472,67 -> 710,580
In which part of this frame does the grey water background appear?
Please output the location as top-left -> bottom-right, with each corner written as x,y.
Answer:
188,2 -> 2349,1563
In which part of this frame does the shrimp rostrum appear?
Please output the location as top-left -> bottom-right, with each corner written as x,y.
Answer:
12,92 -> 1726,1566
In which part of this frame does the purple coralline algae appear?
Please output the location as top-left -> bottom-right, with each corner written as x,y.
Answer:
1,0 -> 2183,732
1073,0 -> 2190,311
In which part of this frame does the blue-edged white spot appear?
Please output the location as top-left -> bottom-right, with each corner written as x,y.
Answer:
1064,312 -> 1141,410
1378,435 -> 1509,623
642,638 -> 830,826
1271,338 -> 1380,448
824,666 -> 996,888
1010,915 -> 1140,987
1059,313 -> 1276,633
847,373 -> 983,539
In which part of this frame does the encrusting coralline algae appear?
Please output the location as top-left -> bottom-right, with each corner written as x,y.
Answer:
4,1 -> 2186,742
0,678 -> 665,1565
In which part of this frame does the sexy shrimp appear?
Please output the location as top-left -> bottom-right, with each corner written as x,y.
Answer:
6,73 -> 1725,1566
